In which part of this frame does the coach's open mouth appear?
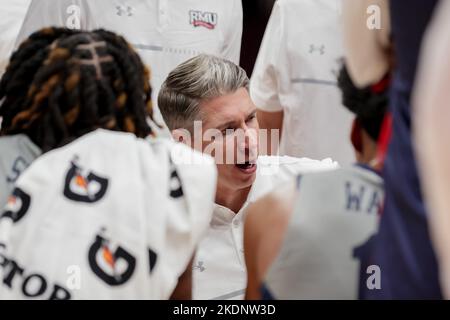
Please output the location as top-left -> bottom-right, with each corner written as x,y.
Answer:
235,161 -> 257,174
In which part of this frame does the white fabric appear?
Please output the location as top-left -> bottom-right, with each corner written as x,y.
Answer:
250,0 -> 354,165
266,165 -> 383,299
13,0 -> 243,124
0,129 -> 217,299
0,134 -> 41,210
0,0 -> 31,77
413,0 -> 450,299
193,155 -> 339,300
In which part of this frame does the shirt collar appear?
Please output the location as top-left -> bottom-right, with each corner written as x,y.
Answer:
211,162 -> 278,227
211,204 -> 236,226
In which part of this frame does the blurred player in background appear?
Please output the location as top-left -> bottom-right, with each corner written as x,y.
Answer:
244,64 -> 388,299
251,0 -> 354,165
414,0 -> 450,299
343,0 -> 443,299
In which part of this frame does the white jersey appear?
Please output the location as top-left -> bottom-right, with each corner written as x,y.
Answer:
0,0 -> 31,77
0,134 -> 41,210
265,165 -> 384,299
0,129 -> 217,299
14,0 -> 243,124
193,156 -> 339,300
250,0 -> 354,165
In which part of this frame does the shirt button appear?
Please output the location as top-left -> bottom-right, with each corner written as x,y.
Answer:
233,220 -> 240,227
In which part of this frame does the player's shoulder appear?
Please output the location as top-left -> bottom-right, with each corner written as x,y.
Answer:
205,0 -> 242,13
245,179 -> 297,234
273,0 -> 341,23
274,0 -> 332,11
0,134 -> 36,150
257,155 -> 339,176
0,134 -> 41,168
299,164 -> 384,191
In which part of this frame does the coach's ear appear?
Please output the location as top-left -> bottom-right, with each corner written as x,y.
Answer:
171,128 -> 193,147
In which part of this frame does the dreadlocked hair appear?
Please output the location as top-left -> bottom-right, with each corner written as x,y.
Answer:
337,63 -> 389,141
0,27 -> 155,152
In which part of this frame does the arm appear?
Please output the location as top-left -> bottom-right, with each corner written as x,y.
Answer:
244,180 -> 297,300
413,0 -> 450,299
342,0 -> 392,87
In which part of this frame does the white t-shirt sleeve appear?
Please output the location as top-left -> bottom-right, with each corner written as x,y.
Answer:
277,156 -> 339,176
250,1 -> 287,113
0,0 -> 31,76
221,0 -> 243,64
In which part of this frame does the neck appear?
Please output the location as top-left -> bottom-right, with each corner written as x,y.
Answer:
215,183 -> 252,214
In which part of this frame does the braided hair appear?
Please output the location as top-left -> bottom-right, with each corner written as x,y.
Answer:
337,64 -> 389,141
0,27 -> 154,152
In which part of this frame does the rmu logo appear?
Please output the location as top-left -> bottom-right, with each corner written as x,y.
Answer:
189,10 -> 218,30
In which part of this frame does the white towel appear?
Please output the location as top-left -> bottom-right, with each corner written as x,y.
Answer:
0,129 -> 217,300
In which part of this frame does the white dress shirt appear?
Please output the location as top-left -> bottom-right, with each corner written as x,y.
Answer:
193,155 -> 339,300
250,0 -> 354,165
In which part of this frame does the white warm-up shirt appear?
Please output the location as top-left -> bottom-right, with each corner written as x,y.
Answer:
13,0 -> 243,123
414,0 -> 450,299
0,135 -> 41,210
250,0 -> 354,165
0,0 -> 31,77
193,156 -> 338,300
0,129 -> 217,299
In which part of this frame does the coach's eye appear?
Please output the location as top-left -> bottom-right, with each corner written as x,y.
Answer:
246,114 -> 256,123
222,128 -> 234,136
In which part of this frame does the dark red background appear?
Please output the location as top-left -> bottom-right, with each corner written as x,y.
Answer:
240,0 -> 275,76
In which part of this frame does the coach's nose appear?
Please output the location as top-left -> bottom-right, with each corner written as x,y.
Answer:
237,125 -> 258,161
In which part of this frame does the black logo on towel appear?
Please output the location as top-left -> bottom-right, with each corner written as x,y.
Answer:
63,160 -> 108,203
169,168 -> 184,199
1,188 -> 31,223
88,233 -> 136,286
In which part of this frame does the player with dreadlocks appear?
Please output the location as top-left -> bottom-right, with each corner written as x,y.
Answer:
0,27 -> 74,208
0,26 -> 154,208
0,26 -> 154,151
0,27 -> 217,300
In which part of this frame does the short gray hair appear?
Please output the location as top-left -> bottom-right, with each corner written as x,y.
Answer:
158,54 -> 249,130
